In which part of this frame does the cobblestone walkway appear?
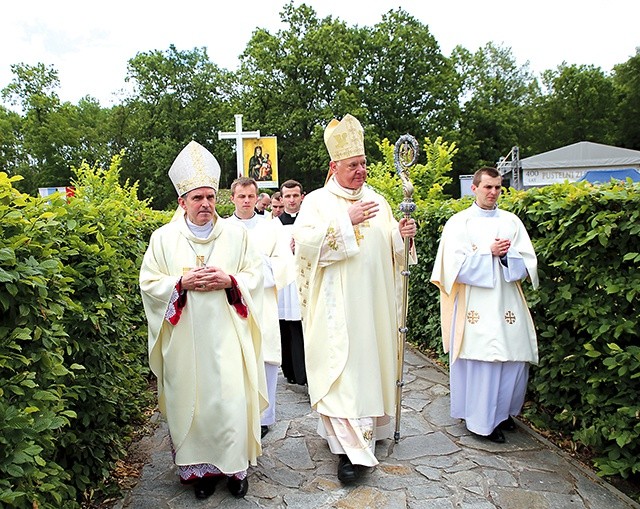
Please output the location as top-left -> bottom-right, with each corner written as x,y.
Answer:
114,347 -> 639,508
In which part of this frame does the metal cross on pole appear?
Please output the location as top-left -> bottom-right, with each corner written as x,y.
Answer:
393,134 -> 419,444
218,114 -> 260,179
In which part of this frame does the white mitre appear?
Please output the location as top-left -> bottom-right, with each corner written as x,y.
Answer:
168,141 -> 221,196
323,114 -> 365,162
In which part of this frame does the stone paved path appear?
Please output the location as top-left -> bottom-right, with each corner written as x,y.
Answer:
114,347 -> 639,508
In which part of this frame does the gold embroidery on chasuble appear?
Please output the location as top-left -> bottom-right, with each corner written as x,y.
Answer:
504,310 -> 516,324
362,429 -> 373,442
354,225 -> 364,245
471,244 -> 478,252
353,220 -> 370,246
466,310 -> 480,324
298,255 -> 312,308
326,227 -> 339,250
182,255 -> 204,274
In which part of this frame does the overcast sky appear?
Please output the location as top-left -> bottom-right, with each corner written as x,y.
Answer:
2,0 -> 638,108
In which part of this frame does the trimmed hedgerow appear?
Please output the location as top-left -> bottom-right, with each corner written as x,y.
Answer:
0,155 -> 168,508
0,173 -> 78,508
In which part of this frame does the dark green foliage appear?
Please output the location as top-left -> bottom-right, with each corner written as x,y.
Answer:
0,173 -> 77,508
406,197 -> 469,361
235,3 -> 365,193
531,64 -> 618,151
449,43 -> 538,185
408,180 -> 640,479
510,181 -> 640,479
361,9 -> 458,145
118,45 -> 236,209
51,158 -> 161,500
0,158 -> 165,507
613,49 -> 640,150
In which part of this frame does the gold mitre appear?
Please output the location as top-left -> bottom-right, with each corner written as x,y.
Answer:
168,141 -> 220,196
324,114 -> 365,161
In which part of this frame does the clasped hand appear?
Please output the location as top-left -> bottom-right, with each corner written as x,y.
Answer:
398,217 -> 416,239
182,266 -> 231,292
491,238 -> 511,257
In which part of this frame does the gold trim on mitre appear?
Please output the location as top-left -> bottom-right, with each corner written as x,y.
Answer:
324,114 -> 365,162
168,141 -> 220,196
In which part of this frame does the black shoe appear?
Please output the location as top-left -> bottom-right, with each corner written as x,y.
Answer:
227,476 -> 248,498
261,425 -> 269,438
470,427 -> 505,443
337,454 -> 358,483
485,428 -> 506,443
498,416 -> 517,432
194,476 -> 218,499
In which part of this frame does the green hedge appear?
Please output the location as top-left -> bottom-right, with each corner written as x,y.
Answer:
407,180 -> 640,479
0,173 -> 78,507
0,158 -> 167,508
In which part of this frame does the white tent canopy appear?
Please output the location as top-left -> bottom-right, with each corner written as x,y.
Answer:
519,141 -> 640,187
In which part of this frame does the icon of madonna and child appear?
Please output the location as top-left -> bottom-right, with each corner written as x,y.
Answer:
248,146 -> 273,181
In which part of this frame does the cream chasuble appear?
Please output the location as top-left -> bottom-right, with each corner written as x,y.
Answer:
430,204 -> 539,364
140,217 -> 268,473
293,177 -> 416,419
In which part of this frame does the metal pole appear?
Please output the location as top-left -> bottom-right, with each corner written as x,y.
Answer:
393,134 -> 418,443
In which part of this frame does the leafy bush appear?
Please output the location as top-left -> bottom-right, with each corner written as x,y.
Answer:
510,181 -> 640,479
0,173 -> 78,508
0,156 -> 165,507
51,157 -> 162,501
367,136 -> 456,211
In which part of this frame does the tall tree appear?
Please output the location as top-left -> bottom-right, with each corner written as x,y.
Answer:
361,9 -> 459,147
1,62 -> 60,115
612,49 -> 640,150
1,63 -> 65,192
0,105 -> 24,180
450,43 -> 539,187
530,63 -> 617,151
119,45 -> 235,209
1,63 -> 110,194
235,2 -> 364,192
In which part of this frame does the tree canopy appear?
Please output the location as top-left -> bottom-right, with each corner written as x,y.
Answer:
2,4 -> 639,208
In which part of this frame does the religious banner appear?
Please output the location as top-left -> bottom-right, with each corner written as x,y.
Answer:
523,168 -> 586,186
243,136 -> 279,189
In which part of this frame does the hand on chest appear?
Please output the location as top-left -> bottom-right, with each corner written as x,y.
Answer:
466,217 -> 516,251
